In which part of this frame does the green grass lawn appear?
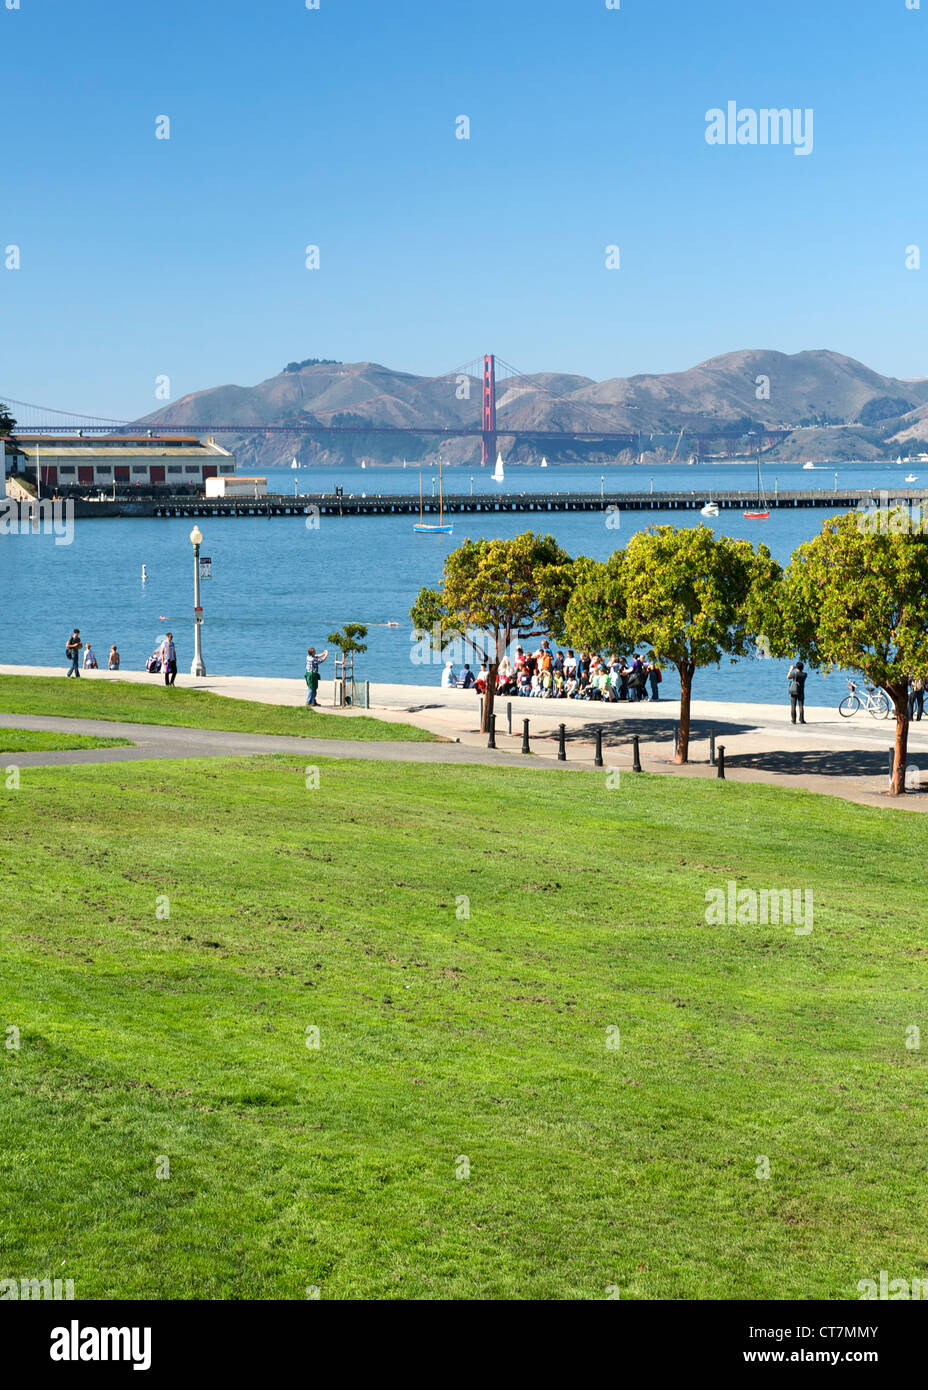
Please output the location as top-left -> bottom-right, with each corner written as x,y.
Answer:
1,758 -> 926,1300
0,729 -> 132,753
0,675 -> 435,742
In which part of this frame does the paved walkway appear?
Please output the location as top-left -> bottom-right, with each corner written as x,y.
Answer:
2,664 -> 926,809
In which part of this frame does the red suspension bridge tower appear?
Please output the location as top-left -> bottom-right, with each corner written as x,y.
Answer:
481,353 -> 496,467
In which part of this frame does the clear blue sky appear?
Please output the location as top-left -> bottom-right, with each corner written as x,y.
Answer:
1,0 -> 926,419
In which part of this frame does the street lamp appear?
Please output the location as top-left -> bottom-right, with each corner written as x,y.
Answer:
190,524 -> 206,676
600,475 -> 605,500
469,475 -> 474,496
431,476 -> 436,497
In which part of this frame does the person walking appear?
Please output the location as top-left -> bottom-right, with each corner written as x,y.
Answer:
160,633 -> 177,687
305,646 -> 329,706
82,641 -> 98,670
648,661 -> 662,701
65,629 -> 83,677
788,660 -> 807,724
908,674 -> 925,722
108,645 -> 120,671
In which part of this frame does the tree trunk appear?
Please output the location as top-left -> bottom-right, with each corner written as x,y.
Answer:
675,659 -> 695,764
888,683 -> 910,796
481,662 -> 499,733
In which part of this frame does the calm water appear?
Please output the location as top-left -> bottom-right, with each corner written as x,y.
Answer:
3,460 -> 918,707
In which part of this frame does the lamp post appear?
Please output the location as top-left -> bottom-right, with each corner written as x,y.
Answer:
190,524 -> 206,676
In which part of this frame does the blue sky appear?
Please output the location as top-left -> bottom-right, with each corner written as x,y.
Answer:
1,0 -> 926,418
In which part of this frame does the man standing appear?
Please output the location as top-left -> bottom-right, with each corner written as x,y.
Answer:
305,646 -> 329,706
787,660 -> 807,724
160,633 -> 177,687
65,629 -> 82,677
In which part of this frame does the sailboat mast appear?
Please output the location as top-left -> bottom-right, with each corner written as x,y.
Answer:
439,455 -> 443,526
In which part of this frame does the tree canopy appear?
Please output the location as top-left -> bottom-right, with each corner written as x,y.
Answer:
762,508 -> 928,793
0,403 -> 16,436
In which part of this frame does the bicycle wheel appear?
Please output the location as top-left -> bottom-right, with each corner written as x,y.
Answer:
839,695 -> 860,717
870,693 -> 891,719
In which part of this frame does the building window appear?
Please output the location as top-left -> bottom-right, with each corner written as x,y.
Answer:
59,466 -> 75,475
132,466 -> 147,475
95,466 -> 112,476
167,465 -> 182,474
184,466 -> 200,474
219,464 -> 235,474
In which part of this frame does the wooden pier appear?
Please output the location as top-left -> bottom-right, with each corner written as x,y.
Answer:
82,487 -> 924,520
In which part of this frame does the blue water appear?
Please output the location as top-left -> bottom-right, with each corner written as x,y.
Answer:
2,460 -> 918,707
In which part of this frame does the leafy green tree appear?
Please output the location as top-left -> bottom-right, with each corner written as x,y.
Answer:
566,526 -> 779,763
410,532 -> 574,732
327,622 -> 368,659
763,508 -> 928,795
0,403 -> 16,435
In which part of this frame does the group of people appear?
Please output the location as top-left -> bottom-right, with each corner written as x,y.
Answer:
442,642 -> 663,702
65,630 -> 119,676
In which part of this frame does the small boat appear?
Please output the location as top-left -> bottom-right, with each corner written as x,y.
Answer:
540,457 -> 548,469
906,473 -> 918,483
413,460 -> 453,534
700,501 -> 719,517
896,455 -> 903,465
141,564 -> 148,581
360,460 -> 366,469
492,452 -> 505,483
290,457 -> 298,469
744,451 -> 770,520
802,461 -> 816,470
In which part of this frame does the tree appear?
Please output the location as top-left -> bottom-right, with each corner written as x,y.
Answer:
0,403 -> 16,436
327,623 -> 368,660
410,532 -> 574,732
762,508 -> 928,795
565,526 -> 779,763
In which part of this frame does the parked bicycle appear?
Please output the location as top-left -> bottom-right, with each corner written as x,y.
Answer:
839,680 -> 891,719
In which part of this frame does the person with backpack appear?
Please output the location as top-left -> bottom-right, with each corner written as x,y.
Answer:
788,660 -> 807,724
65,630 -> 83,677
648,661 -> 663,701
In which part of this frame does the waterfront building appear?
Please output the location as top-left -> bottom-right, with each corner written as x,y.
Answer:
2,435 -> 235,492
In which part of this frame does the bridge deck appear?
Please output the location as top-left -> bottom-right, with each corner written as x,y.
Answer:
89,487 -> 919,519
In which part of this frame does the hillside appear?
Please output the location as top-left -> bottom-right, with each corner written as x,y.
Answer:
138,351 -> 928,468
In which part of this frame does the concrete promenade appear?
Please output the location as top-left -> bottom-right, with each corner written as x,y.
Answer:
1,664 -> 925,809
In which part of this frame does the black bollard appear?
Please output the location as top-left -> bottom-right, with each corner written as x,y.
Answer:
594,727 -> 604,767
717,744 -> 726,779
487,714 -> 496,750
558,723 -> 567,761
479,696 -> 484,729
673,722 -> 678,757
507,701 -> 513,737
522,718 -> 531,754
632,734 -> 642,773
709,731 -> 716,766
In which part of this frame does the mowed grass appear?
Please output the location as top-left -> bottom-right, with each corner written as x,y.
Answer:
0,729 -> 132,753
1,758 -> 927,1300
0,675 -> 435,742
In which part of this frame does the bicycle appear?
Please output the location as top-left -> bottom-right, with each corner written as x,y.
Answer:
839,680 -> 891,719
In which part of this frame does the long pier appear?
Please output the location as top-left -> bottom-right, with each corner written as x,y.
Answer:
79,487 -> 923,519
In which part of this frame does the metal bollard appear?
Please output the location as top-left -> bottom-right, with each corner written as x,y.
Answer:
558,723 -> 567,761
507,701 -> 513,737
632,734 -> 642,772
594,727 -> 604,768
709,731 -> 716,766
522,718 -> 531,754
717,744 -> 726,779
487,714 -> 496,750
479,697 -> 484,729
673,722 -> 678,757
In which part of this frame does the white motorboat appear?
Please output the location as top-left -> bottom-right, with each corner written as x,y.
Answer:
906,473 -> 918,483
700,501 -> 719,517
802,462 -> 816,470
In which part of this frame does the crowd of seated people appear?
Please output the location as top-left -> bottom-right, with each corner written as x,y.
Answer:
442,643 -> 663,701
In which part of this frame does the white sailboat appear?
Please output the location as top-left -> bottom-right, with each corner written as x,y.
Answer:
360,460 -> 366,470
492,452 -> 505,483
540,456 -> 548,469
290,457 -> 298,469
